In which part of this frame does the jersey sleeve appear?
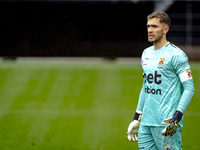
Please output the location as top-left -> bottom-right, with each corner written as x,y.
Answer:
177,79 -> 194,113
172,50 -> 195,113
136,51 -> 145,114
136,86 -> 145,114
171,51 -> 190,75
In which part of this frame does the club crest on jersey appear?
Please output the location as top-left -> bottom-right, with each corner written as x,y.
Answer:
186,69 -> 192,78
158,58 -> 165,67
164,145 -> 171,150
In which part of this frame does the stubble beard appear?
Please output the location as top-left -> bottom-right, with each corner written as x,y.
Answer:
149,33 -> 163,44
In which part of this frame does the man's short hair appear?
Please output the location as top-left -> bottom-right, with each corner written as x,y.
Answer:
147,11 -> 171,27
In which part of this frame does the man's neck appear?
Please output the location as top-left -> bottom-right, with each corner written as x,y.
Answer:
153,39 -> 168,50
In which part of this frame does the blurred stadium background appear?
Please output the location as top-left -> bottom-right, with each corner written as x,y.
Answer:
0,0 -> 200,149
1,0 -> 200,60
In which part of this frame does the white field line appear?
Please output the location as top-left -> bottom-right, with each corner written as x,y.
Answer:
184,111 -> 200,116
0,57 -> 141,64
0,109 -> 133,115
0,109 -> 198,116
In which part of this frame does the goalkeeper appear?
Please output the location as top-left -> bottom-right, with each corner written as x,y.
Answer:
127,11 -> 194,150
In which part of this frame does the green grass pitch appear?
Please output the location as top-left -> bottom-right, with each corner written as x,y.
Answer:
0,59 -> 199,150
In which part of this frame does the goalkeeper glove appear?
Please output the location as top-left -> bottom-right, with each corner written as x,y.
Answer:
162,110 -> 183,138
127,112 -> 142,142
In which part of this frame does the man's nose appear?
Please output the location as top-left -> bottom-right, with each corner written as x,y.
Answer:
148,27 -> 153,32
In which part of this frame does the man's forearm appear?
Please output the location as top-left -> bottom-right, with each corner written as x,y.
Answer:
177,79 -> 194,113
136,86 -> 145,114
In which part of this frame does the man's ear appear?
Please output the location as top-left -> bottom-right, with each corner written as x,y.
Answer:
163,26 -> 169,34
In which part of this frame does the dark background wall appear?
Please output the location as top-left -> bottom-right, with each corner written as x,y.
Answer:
0,1 -> 200,57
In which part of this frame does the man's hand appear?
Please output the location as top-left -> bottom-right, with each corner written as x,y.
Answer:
127,112 -> 142,142
162,110 -> 183,138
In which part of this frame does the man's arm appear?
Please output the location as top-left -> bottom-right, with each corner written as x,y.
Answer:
177,70 -> 195,113
162,69 -> 194,137
127,52 -> 145,142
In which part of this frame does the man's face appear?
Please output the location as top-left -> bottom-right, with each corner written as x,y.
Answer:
147,18 -> 166,43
